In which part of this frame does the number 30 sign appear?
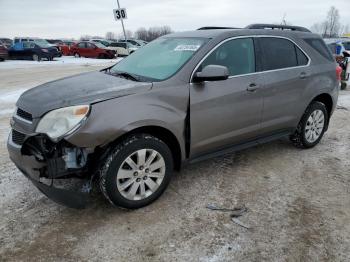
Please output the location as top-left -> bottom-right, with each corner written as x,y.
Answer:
113,8 -> 127,20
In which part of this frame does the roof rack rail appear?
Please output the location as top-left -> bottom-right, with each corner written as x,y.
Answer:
245,24 -> 311,32
197,26 -> 239,30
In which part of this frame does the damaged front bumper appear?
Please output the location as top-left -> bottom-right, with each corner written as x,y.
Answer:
7,130 -> 95,209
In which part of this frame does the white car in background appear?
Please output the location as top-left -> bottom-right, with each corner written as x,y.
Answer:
125,39 -> 148,47
107,42 -> 139,56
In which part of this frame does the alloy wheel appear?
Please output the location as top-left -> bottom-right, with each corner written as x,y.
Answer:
116,149 -> 166,201
305,109 -> 325,143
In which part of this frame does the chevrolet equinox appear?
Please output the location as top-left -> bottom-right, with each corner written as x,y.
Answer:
8,24 -> 339,208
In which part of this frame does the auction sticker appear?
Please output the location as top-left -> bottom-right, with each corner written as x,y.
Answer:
174,45 -> 200,51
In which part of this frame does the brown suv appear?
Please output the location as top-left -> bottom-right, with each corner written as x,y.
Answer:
8,24 -> 339,208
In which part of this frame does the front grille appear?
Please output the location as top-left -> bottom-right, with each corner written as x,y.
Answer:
12,129 -> 26,145
16,108 -> 33,122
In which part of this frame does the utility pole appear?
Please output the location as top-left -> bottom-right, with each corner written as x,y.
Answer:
116,0 -> 127,41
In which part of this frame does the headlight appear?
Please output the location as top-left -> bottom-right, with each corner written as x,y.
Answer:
36,105 -> 90,140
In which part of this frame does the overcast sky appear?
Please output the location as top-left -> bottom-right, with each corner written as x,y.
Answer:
0,0 -> 349,39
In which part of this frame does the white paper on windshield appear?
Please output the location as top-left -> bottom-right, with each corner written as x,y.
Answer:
174,45 -> 200,52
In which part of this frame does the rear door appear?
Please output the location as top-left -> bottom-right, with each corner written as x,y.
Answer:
77,42 -> 87,56
190,37 -> 264,157
256,37 -> 311,134
85,42 -> 96,57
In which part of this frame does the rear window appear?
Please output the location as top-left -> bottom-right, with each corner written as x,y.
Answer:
327,43 -> 337,54
304,38 -> 333,61
259,38 -> 298,71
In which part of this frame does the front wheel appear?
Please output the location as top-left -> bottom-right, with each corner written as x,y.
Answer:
99,134 -> 173,209
32,54 -> 40,61
74,52 -> 80,58
290,101 -> 328,148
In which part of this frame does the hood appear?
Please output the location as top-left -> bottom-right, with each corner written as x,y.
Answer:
17,71 -> 152,118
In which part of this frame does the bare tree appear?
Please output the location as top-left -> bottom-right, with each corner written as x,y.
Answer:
134,26 -> 173,42
135,27 -> 148,41
339,24 -> 350,37
327,6 -> 340,37
310,6 -> 341,37
80,35 -> 92,41
105,32 -> 116,40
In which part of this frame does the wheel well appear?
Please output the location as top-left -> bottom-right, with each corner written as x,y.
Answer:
312,93 -> 333,118
105,126 -> 182,171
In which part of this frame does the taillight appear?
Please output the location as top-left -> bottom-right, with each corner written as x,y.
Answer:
336,66 -> 342,81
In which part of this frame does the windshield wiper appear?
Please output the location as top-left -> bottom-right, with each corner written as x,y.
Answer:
106,70 -> 140,82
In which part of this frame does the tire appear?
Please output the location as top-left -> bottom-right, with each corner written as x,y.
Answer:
341,82 -> 347,90
32,54 -> 40,61
74,52 -> 80,58
99,134 -> 173,209
290,101 -> 328,149
98,53 -> 105,59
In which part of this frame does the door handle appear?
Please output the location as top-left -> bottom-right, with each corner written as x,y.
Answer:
247,83 -> 259,92
299,72 -> 309,79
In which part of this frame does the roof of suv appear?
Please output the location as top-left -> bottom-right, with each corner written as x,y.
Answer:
167,28 -> 317,39
166,24 -> 317,40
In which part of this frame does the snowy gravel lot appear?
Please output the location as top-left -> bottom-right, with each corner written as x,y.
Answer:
0,59 -> 350,262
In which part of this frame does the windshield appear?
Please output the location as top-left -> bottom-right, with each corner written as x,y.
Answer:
110,37 -> 207,81
34,39 -> 51,48
94,42 -> 106,48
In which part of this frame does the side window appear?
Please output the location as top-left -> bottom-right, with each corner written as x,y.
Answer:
86,43 -> 95,49
304,38 -> 333,61
200,38 -> 255,76
343,42 -> 350,50
78,42 -> 85,48
295,47 -> 308,66
259,38 -> 298,71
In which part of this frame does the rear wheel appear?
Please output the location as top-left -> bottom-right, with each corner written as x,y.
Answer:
290,101 -> 328,148
99,134 -> 173,209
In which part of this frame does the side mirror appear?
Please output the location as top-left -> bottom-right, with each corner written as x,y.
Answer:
193,65 -> 229,82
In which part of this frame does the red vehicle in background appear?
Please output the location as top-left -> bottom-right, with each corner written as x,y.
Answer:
59,41 -> 76,56
0,44 -> 8,61
70,41 -> 117,59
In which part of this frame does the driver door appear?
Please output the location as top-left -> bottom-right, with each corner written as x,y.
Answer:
190,37 -> 264,158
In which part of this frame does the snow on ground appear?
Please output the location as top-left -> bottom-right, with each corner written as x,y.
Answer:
0,88 -> 29,103
0,56 -> 122,70
338,90 -> 350,107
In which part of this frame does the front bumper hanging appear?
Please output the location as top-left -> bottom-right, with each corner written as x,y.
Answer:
8,130 -> 94,209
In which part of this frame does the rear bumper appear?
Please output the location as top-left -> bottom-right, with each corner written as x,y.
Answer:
7,131 -> 91,209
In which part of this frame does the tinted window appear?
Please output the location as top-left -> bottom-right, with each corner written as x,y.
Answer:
259,38 -> 298,71
23,42 -> 35,48
304,38 -> 333,61
343,42 -> 350,50
86,43 -> 95,48
201,38 -> 255,76
78,42 -> 85,48
110,43 -> 123,48
327,43 -> 337,54
295,47 -> 308,66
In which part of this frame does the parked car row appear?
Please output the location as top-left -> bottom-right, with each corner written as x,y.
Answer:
0,37 -> 148,61
325,38 -> 350,89
71,41 -> 117,59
